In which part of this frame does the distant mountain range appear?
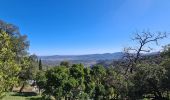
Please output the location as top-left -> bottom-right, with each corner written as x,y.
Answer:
39,52 -> 124,66
39,52 -> 160,66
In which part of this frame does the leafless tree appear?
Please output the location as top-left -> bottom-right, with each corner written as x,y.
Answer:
123,31 -> 167,74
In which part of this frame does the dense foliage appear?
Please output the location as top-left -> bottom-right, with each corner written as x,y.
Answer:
0,31 -> 21,98
0,20 -> 37,98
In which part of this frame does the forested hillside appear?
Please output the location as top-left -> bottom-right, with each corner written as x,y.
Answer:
0,20 -> 170,100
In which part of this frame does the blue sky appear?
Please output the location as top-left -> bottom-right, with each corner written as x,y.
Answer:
0,0 -> 170,55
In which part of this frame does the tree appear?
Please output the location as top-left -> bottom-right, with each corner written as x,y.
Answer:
91,65 -> 106,85
18,55 -> 39,93
0,20 -> 30,95
111,31 -> 168,99
123,31 -> 166,73
129,63 -> 167,100
161,44 -> 170,99
69,64 -> 85,84
84,67 -> 95,99
36,70 -> 46,95
162,44 -> 170,58
63,77 -> 79,100
39,59 -> 43,70
0,20 -> 29,61
69,64 -> 85,99
0,31 -> 21,98
60,61 -> 70,68
103,67 -> 130,99
43,66 -> 69,100
91,65 -> 106,99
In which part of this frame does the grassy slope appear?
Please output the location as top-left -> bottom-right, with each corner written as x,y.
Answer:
2,92 -> 41,100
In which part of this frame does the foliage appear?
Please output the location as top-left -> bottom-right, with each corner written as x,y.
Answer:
60,61 -> 70,68
36,70 -> 46,93
0,31 -> 21,98
18,55 -> 39,92
43,66 -> 69,99
39,59 -> 42,70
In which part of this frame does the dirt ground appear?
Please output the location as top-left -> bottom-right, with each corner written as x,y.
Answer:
13,86 -> 37,93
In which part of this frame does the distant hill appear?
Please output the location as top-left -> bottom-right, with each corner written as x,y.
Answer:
39,52 -> 124,66
39,52 -> 160,66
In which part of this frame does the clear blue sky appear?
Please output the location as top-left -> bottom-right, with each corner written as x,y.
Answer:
0,0 -> 170,55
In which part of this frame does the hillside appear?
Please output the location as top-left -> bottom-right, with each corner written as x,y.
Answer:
39,52 -> 160,66
39,52 -> 124,66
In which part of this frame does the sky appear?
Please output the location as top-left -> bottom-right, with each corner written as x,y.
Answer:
0,0 -> 170,55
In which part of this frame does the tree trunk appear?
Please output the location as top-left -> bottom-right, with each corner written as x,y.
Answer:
10,85 -> 14,92
39,87 -> 41,95
19,82 -> 25,93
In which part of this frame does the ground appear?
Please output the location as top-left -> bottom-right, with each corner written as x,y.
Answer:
2,86 -> 41,100
2,92 -> 41,100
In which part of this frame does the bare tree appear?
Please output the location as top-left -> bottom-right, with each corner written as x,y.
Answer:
123,31 -> 167,74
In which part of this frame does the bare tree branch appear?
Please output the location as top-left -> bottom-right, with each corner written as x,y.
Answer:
123,31 -> 167,74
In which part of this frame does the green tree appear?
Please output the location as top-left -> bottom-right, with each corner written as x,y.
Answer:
84,67 -> 95,99
161,44 -> 170,99
104,67 -> 128,99
39,59 -> 43,70
0,20 -> 29,61
63,77 -> 79,100
18,55 -> 38,92
121,61 -> 168,100
69,64 -> 85,99
44,66 -> 69,100
36,70 -> 46,95
91,65 -> 106,85
60,61 -> 70,68
0,20 -> 30,95
0,31 -> 21,98
91,65 -> 106,99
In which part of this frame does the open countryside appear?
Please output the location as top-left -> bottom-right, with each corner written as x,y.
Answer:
1,0 -> 170,100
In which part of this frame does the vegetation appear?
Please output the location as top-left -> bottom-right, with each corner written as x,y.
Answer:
0,20 -> 170,100
2,92 -> 41,100
0,20 -> 30,98
0,31 -> 21,98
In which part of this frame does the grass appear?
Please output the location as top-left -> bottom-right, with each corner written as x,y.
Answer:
2,92 -> 42,100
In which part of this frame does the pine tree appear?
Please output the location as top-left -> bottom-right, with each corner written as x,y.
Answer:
39,59 -> 42,70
